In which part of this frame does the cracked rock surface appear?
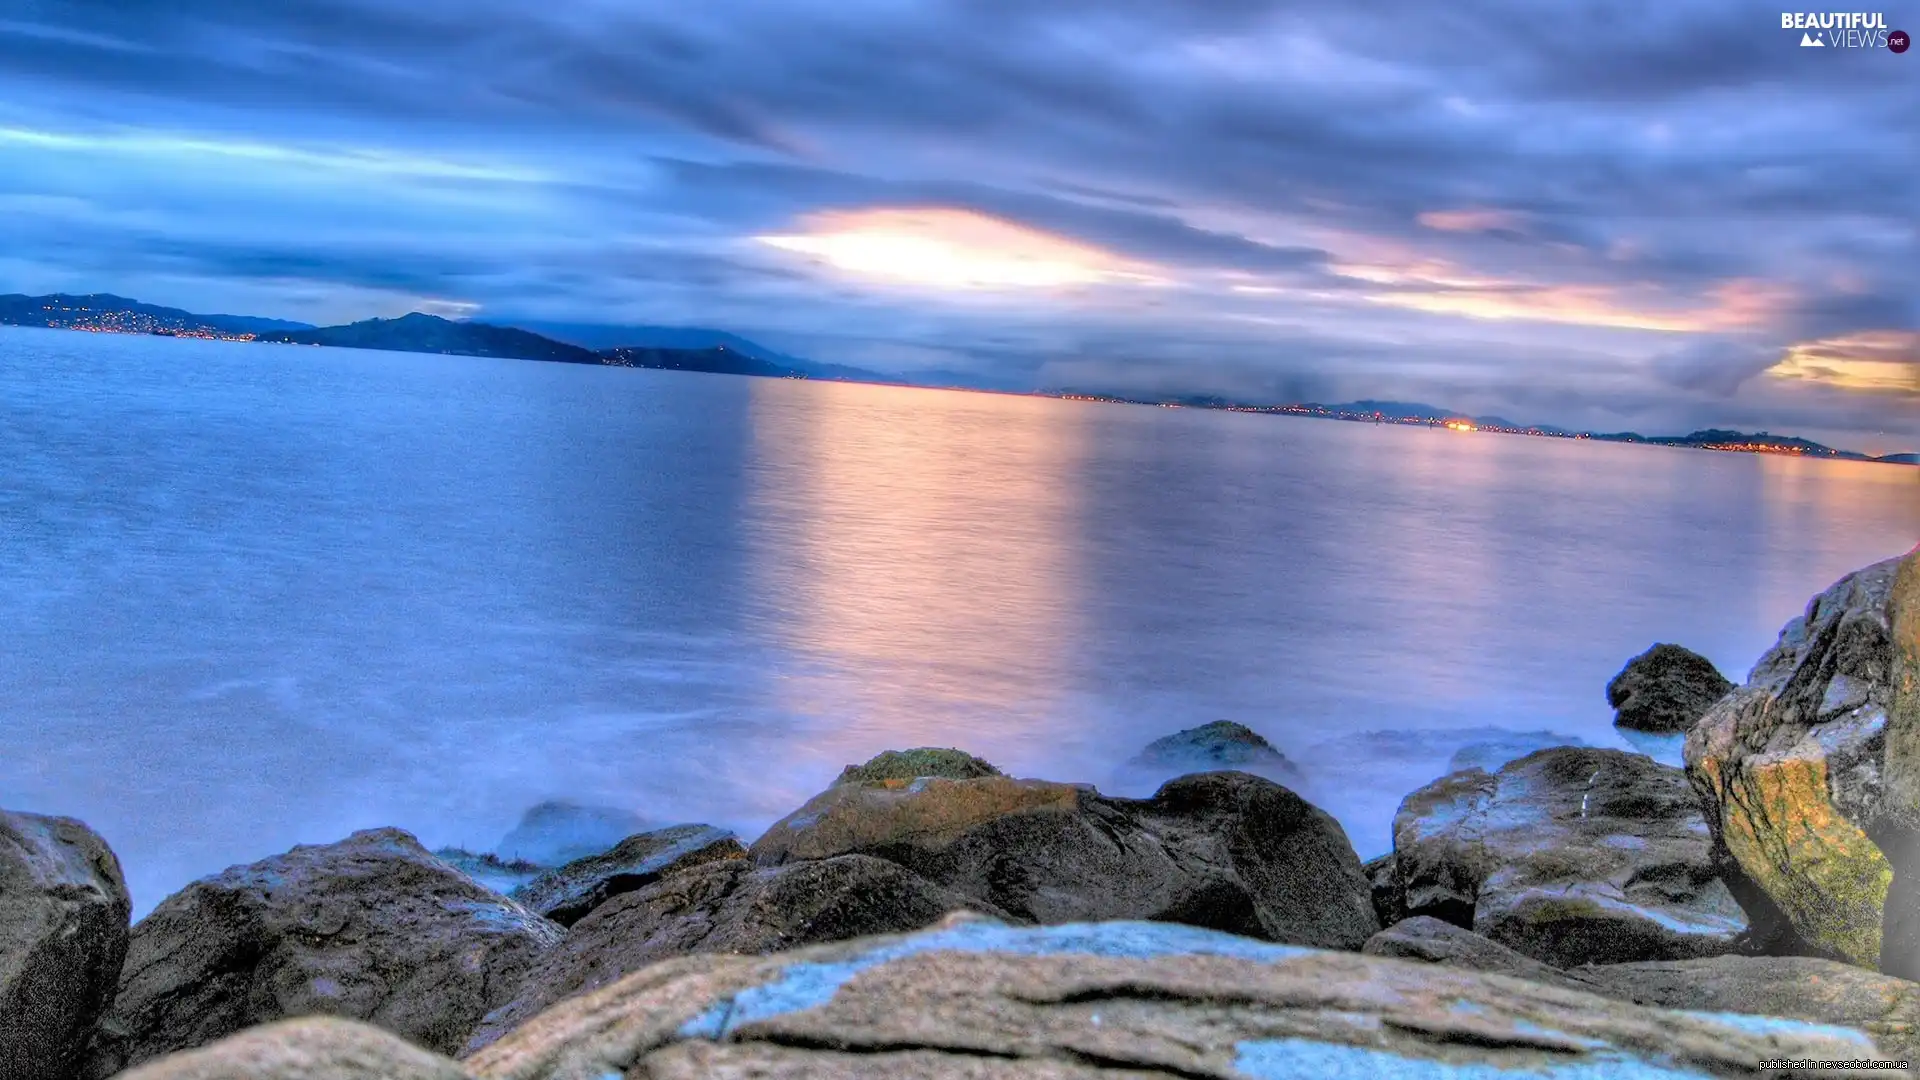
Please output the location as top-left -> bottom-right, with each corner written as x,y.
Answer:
80,828 -> 562,1076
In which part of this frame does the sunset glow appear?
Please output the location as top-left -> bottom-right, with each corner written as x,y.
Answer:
756,207 -> 1155,290
1769,331 -> 1920,395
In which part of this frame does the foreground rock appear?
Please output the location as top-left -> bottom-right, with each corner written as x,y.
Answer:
0,811 -> 132,1080
116,1017 -> 470,1080
1390,746 -> 1745,967
1608,643 -> 1734,733
510,824 -> 743,926
82,828 -> 562,1075
465,854 -> 998,1054
465,915 -> 1885,1079
1685,551 -> 1911,969
1888,547 -> 1920,979
1362,916 -> 1594,993
1570,954 -> 1920,1062
751,767 -> 1377,949
1129,720 -> 1298,774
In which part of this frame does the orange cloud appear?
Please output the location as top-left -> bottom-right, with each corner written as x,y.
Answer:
1416,208 -> 1529,234
1768,331 -> 1920,396
755,207 -> 1161,290
1346,261 -> 1795,334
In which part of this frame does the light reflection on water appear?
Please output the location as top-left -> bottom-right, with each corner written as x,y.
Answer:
1,327 -> 1915,916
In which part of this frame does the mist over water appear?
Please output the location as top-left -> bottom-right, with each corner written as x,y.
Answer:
3,326 -> 1915,917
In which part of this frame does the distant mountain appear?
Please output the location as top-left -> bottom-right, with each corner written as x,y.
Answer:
506,320 -> 886,382
0,293 -> 315,338
259,313 -> 602,364
1324,400 -> 1460,419
1878,453 -> 1920,465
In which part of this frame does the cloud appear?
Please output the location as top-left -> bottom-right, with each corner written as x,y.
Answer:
0,0 -> 1914,444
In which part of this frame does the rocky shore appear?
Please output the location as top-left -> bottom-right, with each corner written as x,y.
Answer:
4,545 -> 1917,1078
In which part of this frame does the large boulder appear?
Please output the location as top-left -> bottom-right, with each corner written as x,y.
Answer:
114,1017 -> 470,1080
464,915 -> 1885,1079
1390,746 -> 1745,967
1608,643 -> 1735,733
750,768 -> 1378,949
1685,551 -> 1912,970
1569,954 -> 1920,1063
463,854 -> 1000,1054
1362,916 -> 1595,993
0,811 -> 131,1080
509,824 -> 743,926
82,828 -> 563,1075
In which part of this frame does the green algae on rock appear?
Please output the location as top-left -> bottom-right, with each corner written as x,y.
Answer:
833,747 -> 1003,786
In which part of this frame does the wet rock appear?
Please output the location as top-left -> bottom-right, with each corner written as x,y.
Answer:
834,748 -> 1001,785
1685,552 -> 1909,969
0,811 -> 131,1080
510,824 -> 743,927
82,828 -> 562,1075
114,1017 -> 471,1080
1362,852 -> 1398,928
1129,720 -> 1297,774
464,916 -> 1882,1080
1362,916 -> 1594,993
1569,954 -> 1920,1062
1608,643 -> 1735,733
1391,746 -> 1745,967
750,768 -> 1377,950
463,854 -> 1000,1054
495,801 -> 651,868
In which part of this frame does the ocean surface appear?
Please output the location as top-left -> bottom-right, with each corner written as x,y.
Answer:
3,325 -> 1916,917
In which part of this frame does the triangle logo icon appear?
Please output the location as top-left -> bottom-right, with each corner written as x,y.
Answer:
1801,31 -> 1825,46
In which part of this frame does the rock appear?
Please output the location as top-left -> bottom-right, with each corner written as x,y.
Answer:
0,811 -> 131,1080
495,801 -> 651,868
1608,643 -> 1735,733
1391,746 -> 1745,967
510,825 -> 744,927
1569,954 -> 1920,1062
82,828 -> 563,1075
750,769 -> 1377,950
1685,552 -> 1908,969
114,1017 -> 471,1080
433,850 -> 546,897
1445,729 -> 1585,774
1361,852 -> 1397,928
464,916 -> 1884,1079
834,748 -> 1001,786
1362,916 -> 1596,993
1129,720 -> 1297,773
463,854 -> 1001,1055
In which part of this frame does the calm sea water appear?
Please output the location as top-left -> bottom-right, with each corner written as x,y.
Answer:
3,326 -> 1916,916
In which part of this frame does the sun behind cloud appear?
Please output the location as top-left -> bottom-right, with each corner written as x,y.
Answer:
755,207 -> 1158,290
1768,331 -> 1920,396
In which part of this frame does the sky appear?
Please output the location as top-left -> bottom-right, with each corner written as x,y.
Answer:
0,1 -> 1916,449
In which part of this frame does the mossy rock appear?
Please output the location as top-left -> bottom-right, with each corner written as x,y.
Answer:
834,748 -> 1002,786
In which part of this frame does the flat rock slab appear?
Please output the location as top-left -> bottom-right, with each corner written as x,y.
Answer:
510,824 -> 743,926
464,854 -> 999,1055
1391,746 -> 1746,967
1570,954 -> 1920,1064
751,770 -> 1377,950
115,1017 -> 472,1080
0,810 -> 132,1080
465,916 -> 1888,1080
83,828 -> 562,1076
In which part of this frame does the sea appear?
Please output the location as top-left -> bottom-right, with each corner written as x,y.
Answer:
3,325 -> 1916,916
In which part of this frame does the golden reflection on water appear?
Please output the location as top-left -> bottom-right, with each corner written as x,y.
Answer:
1755,452 -> 1920,623
741,381 -> 1093,776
